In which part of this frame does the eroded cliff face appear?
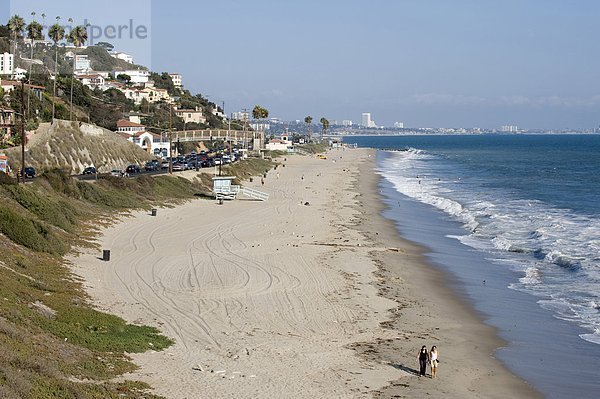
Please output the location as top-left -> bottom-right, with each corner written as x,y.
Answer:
5,120 -> 154,174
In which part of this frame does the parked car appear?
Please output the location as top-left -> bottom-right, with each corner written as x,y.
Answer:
161,161 -> 170,169
110,169 -> 124,177
171,163 -> 184,171
23,166 -> 36,178
126,164 -> 141,174
144,160 -> 160,171
82,166 -> 97,175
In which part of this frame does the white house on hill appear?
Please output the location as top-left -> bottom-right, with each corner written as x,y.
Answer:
111,52 -> 134,64
116,119 -> 170,158
77,73 -> 106,90
169,73 -> 182,88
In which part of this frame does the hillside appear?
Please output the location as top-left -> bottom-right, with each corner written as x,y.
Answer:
5,120 -> 155,174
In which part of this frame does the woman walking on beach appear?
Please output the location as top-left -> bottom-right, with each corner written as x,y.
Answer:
417,345 -> 429,377
430,346 -> 439,378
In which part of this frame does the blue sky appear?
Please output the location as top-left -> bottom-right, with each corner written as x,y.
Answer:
4,0 -> 600,129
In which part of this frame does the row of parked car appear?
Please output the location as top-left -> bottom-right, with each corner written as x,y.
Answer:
80,149 -> 245,178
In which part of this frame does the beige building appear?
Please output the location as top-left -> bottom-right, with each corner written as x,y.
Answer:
174,106 -> 206,125
121,87 -> 172,105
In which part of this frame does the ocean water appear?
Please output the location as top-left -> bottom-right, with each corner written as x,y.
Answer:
348,134 -> 600,397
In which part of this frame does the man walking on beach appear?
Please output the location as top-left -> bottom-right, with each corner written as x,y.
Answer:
417,346 -> 429,377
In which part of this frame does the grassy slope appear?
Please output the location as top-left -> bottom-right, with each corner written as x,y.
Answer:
0,150 -> 282,398
0,170 -> 216,399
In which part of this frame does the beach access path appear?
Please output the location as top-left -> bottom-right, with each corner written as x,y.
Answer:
71,148 -> 541,398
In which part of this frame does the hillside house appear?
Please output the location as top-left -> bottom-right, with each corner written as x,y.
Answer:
115,119 -> 170,157
0,52 -> 14,76
0,79 -> 45,100
169,73 -> 182,88
112,69 -> 150,85
110,52 -> 134,64
77,73 -> 106,90
174,106 -> 206,125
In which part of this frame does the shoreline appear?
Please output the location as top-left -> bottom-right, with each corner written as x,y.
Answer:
354,150 -> 542,398
69,148 -> 541,398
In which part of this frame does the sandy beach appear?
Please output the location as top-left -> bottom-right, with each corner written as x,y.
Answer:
71,148 -> 541,398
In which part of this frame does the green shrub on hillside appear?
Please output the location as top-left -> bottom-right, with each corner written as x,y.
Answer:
0,206 -> 67,255
3,185 -> 77,232
0,171 -> 17,185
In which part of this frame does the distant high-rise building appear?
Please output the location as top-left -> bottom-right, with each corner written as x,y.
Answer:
501,125 -> 518,132
232,110 -> 249,121
361,112 -> 377,128
394,121 -> 405,129
342,120 -> 353,127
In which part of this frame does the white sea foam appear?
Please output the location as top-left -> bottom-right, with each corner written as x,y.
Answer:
378,149 -> 600,345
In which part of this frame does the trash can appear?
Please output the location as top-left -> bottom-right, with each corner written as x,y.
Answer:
151,208 -> 157,216
102,249 -> 110,261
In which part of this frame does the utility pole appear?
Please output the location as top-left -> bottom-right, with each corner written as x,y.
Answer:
20,81 -> 26,183
169,106 -> 173,174
242,107 -> 248,133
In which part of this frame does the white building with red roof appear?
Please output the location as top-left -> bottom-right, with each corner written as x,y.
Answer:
116,119 -> 170,158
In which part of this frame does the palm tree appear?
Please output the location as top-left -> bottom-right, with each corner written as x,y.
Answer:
320,117 -> 329,139
252,105 -> 269,133
49,17 -> 65,122
26,15 -> 44,118
8,15 -> 25,57
304,115 -> 312,142
66,24 -> 88,120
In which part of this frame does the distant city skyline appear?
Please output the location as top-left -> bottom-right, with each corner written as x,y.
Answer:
5,0 -> 600,129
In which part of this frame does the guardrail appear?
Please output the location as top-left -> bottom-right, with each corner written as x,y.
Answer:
239,186 -> 269,201
171,129 -> 264,144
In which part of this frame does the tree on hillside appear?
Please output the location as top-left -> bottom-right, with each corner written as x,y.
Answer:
252,105 -> 269,120
150,72 -> 177,95
0,24 -> 10,54
97,41 -> 114,51
304,115 -> 313,141
67,24 -> 88,121
49,17 -> 65,122
116,73 -> 132,85
26,16 -> 44,118
8,15 -> 25,56
320,117 -> 329,139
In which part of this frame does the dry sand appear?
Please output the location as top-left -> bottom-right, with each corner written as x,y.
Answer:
71,148 -> 542,398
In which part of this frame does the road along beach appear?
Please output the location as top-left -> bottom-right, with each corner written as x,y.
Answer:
71,148 -> 540,398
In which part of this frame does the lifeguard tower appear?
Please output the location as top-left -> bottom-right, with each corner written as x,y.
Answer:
212,176 -> 269,201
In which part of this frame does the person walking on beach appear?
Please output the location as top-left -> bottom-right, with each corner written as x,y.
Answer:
417,345 -> 429,377
430,346 -> 439,378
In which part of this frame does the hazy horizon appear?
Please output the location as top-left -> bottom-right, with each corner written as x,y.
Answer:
5,0 -> 600,130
